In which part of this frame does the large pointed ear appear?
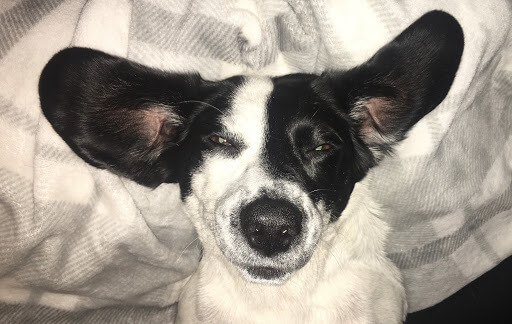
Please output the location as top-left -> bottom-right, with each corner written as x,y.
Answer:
39,47 -> 207,187
325,11 -> 464,158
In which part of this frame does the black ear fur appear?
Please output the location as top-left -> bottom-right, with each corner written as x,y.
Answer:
39,47 -> 206,187
325,11 -> 464,157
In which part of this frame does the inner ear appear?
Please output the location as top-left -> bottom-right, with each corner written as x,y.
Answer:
138,105 -> 183,146
349,96 -> 406,152
353,97 -> 393,137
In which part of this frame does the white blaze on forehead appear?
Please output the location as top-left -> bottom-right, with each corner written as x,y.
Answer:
187,76 -> 273,206
222,77 -> 273,152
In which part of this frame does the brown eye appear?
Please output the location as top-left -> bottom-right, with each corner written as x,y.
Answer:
313,144 -> 332,151
210,135 -> 231,146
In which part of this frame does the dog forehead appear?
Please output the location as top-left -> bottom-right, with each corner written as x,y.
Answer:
221,76 -> 273,148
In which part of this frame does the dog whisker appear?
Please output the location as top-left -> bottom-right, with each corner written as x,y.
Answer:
176,237 -> 200,264
307,188 -> 337,195
175,100 -> 226,116
309,108 -> 320,121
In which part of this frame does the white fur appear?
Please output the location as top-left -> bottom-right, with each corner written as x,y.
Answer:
178,76 -> 406,323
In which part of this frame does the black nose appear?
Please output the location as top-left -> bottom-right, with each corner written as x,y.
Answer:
240,198 -> 302,257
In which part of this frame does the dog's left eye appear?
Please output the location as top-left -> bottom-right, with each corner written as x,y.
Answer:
312,144 -> 332,151
210,135 -> 232,146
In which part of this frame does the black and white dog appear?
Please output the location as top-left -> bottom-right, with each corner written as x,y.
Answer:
39,11 -> 463,323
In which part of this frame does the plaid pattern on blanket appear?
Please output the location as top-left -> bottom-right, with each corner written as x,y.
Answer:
1,0 -> 511,322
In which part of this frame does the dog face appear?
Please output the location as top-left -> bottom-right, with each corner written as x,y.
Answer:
39,11 -> 463,283
179,75 -> 371,283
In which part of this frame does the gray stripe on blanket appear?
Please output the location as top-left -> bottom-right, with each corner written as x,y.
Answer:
37,144 -> 83,164
0,168 -> 34,272
0,0 -> 65,58
0,96 -> 38,132
128,41 -> 228,78
11,202 -> 124,289
494,70 -> 512,96
276,2 -> 318,52
0,302 -> 177,324
402,255 -> 465,312
366,0 -> 406,36
390,183 -> 512,269
132,2 -> 245,64
472,228 -> 501,264
0,168 -> 33,218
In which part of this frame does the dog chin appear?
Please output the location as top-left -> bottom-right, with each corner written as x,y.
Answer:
239,266 -> 292,285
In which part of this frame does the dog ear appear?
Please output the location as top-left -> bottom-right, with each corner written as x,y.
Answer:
39,47 -> 208,187
325,11 -> 464,159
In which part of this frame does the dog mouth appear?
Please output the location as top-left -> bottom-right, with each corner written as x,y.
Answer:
243,266 -> 289,283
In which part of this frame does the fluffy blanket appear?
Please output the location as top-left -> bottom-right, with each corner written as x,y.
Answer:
0,0 -> 511,322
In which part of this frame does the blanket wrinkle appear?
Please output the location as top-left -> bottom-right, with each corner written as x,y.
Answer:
0,0 -> 511,322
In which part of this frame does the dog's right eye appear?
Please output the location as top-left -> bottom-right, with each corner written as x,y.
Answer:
210,135 -> 232,146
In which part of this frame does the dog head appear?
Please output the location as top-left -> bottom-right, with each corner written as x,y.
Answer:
39,11 -> 463,284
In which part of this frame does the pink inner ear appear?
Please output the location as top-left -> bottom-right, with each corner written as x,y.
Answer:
140,105 -> 180,145
358,97 -> 392,134
364,98 -> 386,130
354,97 -> 397,146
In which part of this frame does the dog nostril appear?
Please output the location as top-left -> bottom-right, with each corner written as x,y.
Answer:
280,226 -> 298,236
248,224 -> 262,234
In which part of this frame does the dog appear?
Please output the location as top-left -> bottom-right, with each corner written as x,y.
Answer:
39,10 -> 463,324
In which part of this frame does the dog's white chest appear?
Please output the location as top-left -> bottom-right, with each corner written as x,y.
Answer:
178,258 -> 404,324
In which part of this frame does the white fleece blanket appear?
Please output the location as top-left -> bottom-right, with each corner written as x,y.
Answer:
0,0 -> 511,322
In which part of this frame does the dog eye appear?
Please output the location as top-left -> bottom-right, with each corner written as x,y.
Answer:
210,135 -> 232,146
312,144 -> 332,151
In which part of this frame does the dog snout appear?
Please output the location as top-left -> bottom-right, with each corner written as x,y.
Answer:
240,197 -> 302,257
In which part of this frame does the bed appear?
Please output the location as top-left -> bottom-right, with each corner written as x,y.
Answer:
0,0 -> 511,322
